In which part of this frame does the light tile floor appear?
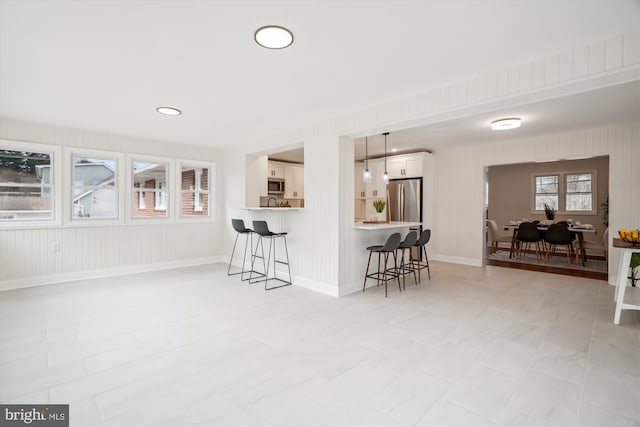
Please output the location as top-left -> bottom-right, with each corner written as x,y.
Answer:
1,262 -> 639,426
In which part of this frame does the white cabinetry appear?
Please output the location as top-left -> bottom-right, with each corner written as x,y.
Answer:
268,161 -> 285,179
366,160 -> 386,199
354,152 -> 434,223
284,165 -> 304,199
387,153 -> 424,179
354,163 -> 366,199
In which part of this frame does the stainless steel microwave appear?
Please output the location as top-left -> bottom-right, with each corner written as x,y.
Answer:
268,178 -> 285,195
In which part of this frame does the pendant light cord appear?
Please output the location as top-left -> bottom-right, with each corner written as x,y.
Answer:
383,132 -> 388,171
365,136 -> 368,169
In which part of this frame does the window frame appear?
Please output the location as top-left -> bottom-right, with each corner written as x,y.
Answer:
128,155 -> 173,223
565,171 -> 597,214
532,174 -> 559,213
531,170 -> 598,215
65,148 -> 125,226
175,159 -> 215,222
0,140 -> 62,228
0,141 -> 217,228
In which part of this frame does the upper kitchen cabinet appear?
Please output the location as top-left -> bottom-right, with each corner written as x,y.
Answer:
245,146 -> 305,208
268,161 -> 285,179
365,160 -> 386,199
354,163 -> 366,199
284,164 -> 304,199
387,153 -> 425,179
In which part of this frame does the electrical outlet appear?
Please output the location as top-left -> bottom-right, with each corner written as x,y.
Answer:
50,242 -> 61,252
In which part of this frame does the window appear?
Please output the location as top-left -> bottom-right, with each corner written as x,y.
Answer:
566,173 -> 592,211
136,183 -> 145,209
132,160 -> 169,218
0,149 -> 54,221
179,165 -> 210,217
532,170 -> 597,214
534,175 -> 558,211
155,180 -> 167,210
72,155 -> 117,219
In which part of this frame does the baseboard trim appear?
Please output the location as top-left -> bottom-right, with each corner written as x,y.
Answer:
431,254 -> 483,267
226,257 -> 339,298
0,256 -> 224,291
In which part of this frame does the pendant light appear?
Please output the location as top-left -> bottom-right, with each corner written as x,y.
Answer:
382,132 -> 389,184
362,136 -> 371,183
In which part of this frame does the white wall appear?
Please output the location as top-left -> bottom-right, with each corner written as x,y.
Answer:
432,124 -> 640,283
221,127 -> 343,296
3,30 -> 638,293
0,118 -> 223,290
221,30 -> 639,294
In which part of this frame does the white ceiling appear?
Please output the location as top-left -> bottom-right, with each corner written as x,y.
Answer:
355,80 -> 640,159
1,0 -> 638,150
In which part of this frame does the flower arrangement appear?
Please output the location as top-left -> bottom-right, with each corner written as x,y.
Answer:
373,199 -> 386,213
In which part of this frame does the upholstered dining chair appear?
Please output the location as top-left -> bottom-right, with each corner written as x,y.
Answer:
576,227 -> 608,263
487,220 -> 512,251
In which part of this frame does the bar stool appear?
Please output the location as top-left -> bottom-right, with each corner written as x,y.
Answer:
412,229 -> 431,282
363,232 -> 401,297
396,231 -> 418,290
227,219 -> 261,281
249,220 -> 292,290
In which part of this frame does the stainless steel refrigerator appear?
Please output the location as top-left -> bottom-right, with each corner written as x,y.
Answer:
388,178 -> 423,257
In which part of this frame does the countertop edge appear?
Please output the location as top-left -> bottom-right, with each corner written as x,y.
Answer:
354,221 -> 422,230
243,207 -> 302,211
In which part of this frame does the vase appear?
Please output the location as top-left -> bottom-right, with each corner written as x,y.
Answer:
377,212 -> 385,222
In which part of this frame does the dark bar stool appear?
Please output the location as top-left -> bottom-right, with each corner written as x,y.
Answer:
412,229 -> 431,282
249,220 -> 292,290
396,231 -> 418,290
363,232 -> 401,297
228,219 -> 262,281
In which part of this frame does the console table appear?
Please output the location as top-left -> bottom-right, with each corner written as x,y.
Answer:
613,238 -> 640,324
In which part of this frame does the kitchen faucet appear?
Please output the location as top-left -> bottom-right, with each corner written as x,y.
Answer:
267,197 -> 277,207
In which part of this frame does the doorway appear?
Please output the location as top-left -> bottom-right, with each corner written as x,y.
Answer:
484,156 -> 609,280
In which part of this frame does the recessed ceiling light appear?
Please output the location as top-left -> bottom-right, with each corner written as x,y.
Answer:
156,107 -> 181,116
491,118 -> 521,130
254,25 -> 294,49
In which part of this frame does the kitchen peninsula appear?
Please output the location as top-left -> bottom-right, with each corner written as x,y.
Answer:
354,221 -> 422,230
351,220 -> 423,293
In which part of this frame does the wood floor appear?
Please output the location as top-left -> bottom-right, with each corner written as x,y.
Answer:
486,246 -> 608,281
1,262 -> 639,426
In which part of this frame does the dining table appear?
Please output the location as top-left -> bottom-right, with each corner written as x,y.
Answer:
504,223 -> 596,266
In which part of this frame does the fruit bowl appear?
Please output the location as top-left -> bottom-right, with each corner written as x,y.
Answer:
618,229 -> 640,246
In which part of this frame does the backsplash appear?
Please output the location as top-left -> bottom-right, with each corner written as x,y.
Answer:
259,196 -> 304,208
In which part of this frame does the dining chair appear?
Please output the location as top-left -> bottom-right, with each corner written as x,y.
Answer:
543,223 -> 575,264
516,222 -> 543,261
576,227 -> 608,263
487,220 -> 512,251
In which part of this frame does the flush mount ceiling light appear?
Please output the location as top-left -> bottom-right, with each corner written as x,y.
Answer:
156,107 -> 181,116
491,118 -> 521,130
254,25 -> 294,49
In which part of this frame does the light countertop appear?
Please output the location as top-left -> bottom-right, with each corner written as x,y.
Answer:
243,207 -> 302,211
354,221 -> 422,230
